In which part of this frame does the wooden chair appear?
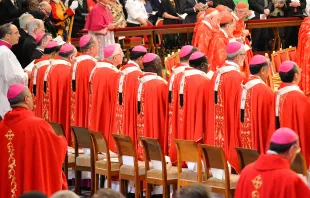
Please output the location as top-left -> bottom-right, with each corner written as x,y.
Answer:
291,152 -> 308,179
235,147 -> 259,171
89,130 -> 119,193
200,145 -> 239,198
123,37 -> 143,60
48,122 -> 75,180
286,46 -> 297,62
271,49 -> 286,73
112,134 -> 145,198
174,139 -> 203,189
139,137 -> 178,198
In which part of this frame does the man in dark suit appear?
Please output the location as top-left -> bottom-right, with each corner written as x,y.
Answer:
0,0 -> 20,25
213,0 -> 235,10
178,0 -> 204,24
68,0 -> 89,38
38,1 -> 57,38
249,0 -> 273,51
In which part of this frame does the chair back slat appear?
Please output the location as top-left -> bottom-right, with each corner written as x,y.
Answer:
49,122 -> 65,137
200,145 -> 226,170
291,152 -> 308,177
139,137 -> 163,161
112,134 -> 136,157
89,130 -> 108,154
71,126 -> 92,148
235,147 -> 259,170
174,139 -> 200,162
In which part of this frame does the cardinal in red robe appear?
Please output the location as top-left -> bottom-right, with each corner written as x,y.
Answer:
89,44 -> 121,140
236,55 -> 274,154
192,11 -> 205,47
42,43 -> 76,144
269,61 -> 310,167
193,8 -> 220,56
135,53 -> 168,160
208,13 -> 236,71
70,35 -> 97,128
205,42 -> 246,172
235,128 -> 310,198
0,84 -> 67,197
30,41 -> 61,118
164,45 -> 197,162
109,45 -> 146,150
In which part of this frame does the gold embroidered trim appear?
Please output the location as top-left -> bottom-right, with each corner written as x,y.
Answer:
5,129 -> 17,198
251,174 -> 262,198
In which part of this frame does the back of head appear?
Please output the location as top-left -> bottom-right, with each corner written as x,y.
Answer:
226,41 -> 245,66
189,51 -> 208,72
19,13 -> 34,30
279,61 -> 299,83
92,189 -> 125,198
142,53 -> 162,75
130,45 -> 147,61
51,190 -> 79,198
179,45 -> 198,63
44,41 -> 61,55
269,128 -> 298,154
176,184 -> 211,198
27,19 -> 43,35
19,191 -> 47,198
80,34 -> 97,53
58,43 -> 77,61
0,23 -> 12,40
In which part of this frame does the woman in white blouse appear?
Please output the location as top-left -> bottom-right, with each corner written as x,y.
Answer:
125,0 -> 149,26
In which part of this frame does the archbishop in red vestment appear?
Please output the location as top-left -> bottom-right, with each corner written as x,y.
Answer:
42,44 -> 76,144
235,128 -> 310,198
192,11 -> 205,47
135,53 -> 168,160
0,84 -> 67,197
70,35 -> 97,128
270,61 -> 310,167
236,55 -> 274,153
205,42 -> 246,171
88,44 -> 121,140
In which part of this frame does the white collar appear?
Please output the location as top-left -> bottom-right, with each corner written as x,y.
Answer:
202,20 -> 212,30
219,28 -> 228,38
128,60 -> 140,68
225,60 -> 239,68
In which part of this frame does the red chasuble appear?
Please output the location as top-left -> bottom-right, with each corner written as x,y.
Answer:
208,29 -> 229,71
0,107 -> 67,197
29,56 -> 50,117
70,54 -> 96,128
205,61 -> 245,171
110,63 -> 142,151
164,63 -> 190,162
235,154 -> 310,198
269,83 -> 310,166
42,59 -> 72,144
136,73 -> 168,160
236,76 -> 274,153
88,60 -> 119,139
178,68 -> 211,142
193,21 -> 213,56
192,19 -> 204,46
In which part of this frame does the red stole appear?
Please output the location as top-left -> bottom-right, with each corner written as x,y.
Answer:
0,107 -> 68,197
70,54 -> 97,128
208,29 -> 229,71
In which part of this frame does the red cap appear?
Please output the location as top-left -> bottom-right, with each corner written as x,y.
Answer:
45,41 -> 58,49
235,2 -> 248,9
205,8 -> 217,15
250,55 -> 267,66
216,5 -> 227,12
180,45 -> 194,58
189,51 -> 205,60
59,44 -> 74,53
7,83 -> 25,99
132,45 -> 147,53
220,14 -> 233,24
226,42 -> 242,54
79,35 -> 92,48
270,128 -> 298,145
104,44 -> 116,58
143,53 -> 158,63
279,61 -> 295,73
36,33 -> 46,44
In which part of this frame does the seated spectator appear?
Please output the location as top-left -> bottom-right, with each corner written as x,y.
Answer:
125,0 -> 148,26
108,0 -> 127,28
68,0 -> 89,38
176,184 -> 212,198
51,190 -> 79,198
31,32 -> 52,61
93,189 -> 125,198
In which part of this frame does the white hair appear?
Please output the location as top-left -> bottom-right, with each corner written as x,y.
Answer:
51,190 -> 79,198
27,19 -> 43,34
226,44 -> 245,60
106,44 -> 122,61
19,13 -> 34,30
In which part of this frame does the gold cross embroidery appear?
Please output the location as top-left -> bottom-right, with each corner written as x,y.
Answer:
251,175 -> 263,198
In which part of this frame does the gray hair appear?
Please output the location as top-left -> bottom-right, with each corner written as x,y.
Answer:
105,44 -> 122,62
39,1 -> 51,12
27,19 -> 43,34
38,33 -> 52,46
19,13 -> 34,30
0,23 -> 12,39
51,190 -> 79,198
226,44 -> 244,61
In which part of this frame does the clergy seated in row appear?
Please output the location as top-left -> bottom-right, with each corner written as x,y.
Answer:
192,8 -> 219,56
29,41 -> 61,118
89,44 -> 122,140
0,23 -> 29,120
270,61 -> 310,167
31,32 -> 53,61
205,42 -> 246,172
136,53 -> 168,160
236,55 -> 274,153
208,13 -> 236,71
41,44 -> 77,144
0,84 -> 67,197
235,128 -> 310,198
70,35 -> 97,128
109,45 -> 146,151
164,45 -> 198,163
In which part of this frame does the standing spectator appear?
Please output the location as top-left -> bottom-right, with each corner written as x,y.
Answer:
108,0 -> 127,28
0,0 -> 20,25
68,0 -> 89,38
20,0 -> 40,14
31,33 -> 52,60
38,1 -> 57,37
125,0 -> 149,26
213,0 -> 235,9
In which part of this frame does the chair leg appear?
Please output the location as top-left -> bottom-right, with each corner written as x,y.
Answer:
225,190 -> 230,198
135,179 -> 140,198
172,184 -> 177,197
145,183 -> 151,198
75,170 -> 81,195
107,174 -> 112,188
163,185 -> 169,198
91,171 -> 96,196
120,179 -> 125,196
139,181 -> 144,198
93,174 -> 99,194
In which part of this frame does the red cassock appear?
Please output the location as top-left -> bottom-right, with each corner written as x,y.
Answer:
178,68 -> 211,142
70,54 -> 96,128
236,76 -> 274,153
269,82 -> 310,167
135,73 -> 168,160
29,56 -> 50,118
193,21 -> 213,56
235,154 -> 310,198
41,59 -> 72,144
110,63 -> 142,151
208,29 -> 229,71
88,60 -> 119,139
205,61 -> 245,172
164,63 -> 190,162
192,20 -> 204,46
0,107 -> 68,197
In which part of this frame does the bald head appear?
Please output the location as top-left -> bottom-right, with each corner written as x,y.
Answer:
39,1 -> 52,18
